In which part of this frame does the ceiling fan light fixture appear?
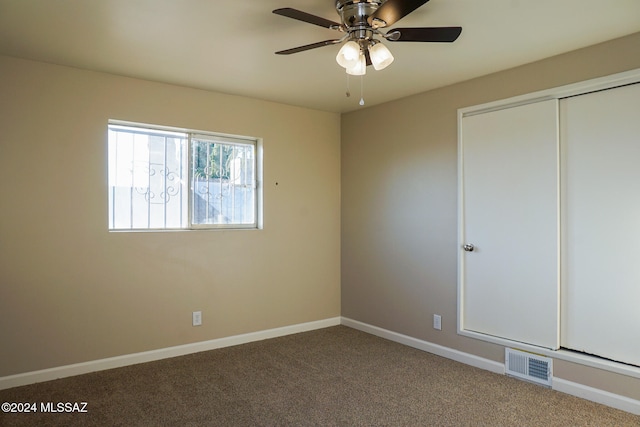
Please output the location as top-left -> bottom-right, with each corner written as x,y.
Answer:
369,42 -> 394,71
345,53 -> 366,76
272,2 -> 462,102
336,40 -> 361,68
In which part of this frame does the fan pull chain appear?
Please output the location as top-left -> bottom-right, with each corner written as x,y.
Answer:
345,73 -> 351,98
359,75 -> 365,106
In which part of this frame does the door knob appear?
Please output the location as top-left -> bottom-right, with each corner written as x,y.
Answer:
463,244 -> 475,252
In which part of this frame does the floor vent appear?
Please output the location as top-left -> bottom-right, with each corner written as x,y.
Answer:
505,348 -> 552,387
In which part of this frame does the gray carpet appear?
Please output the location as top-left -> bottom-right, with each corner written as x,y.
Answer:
1,326 -> 638,426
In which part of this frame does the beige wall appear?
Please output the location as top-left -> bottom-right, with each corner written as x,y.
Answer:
2,31 -> 640,402
341,32 -> 640,400
0,56 -> 341,377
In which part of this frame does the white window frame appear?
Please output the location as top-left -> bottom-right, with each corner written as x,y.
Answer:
108,120 -> 263,231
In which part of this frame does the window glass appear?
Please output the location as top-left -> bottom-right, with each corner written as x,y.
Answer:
191,136 -> 256,227
108,123 -> 258,230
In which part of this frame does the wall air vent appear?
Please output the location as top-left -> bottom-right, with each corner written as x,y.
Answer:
505,348 -> 552,387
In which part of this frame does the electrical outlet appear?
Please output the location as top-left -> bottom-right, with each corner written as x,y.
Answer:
192,311 -> 202,326
433,314 -> 442,331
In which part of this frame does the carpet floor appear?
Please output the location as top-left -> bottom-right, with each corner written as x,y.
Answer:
1,326 -> 638,426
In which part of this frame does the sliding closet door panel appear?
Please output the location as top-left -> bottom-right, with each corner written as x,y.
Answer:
561,83 -> 640,366
461,99 -> 559,349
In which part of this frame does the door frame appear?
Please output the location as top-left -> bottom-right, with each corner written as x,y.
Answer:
456,67 -> 640,378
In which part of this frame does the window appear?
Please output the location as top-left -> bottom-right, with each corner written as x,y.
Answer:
108,122 -> 260,230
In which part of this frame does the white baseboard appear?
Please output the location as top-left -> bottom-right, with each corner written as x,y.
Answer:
340,317 -> 504,374
0,317 -> 341,390
553,378 -> 640,415
340,317 -> 640,416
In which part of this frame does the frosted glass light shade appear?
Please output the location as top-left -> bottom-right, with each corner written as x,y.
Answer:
369,42 -> 394,70
336,41 -> 361,69
346,53 -> 366,76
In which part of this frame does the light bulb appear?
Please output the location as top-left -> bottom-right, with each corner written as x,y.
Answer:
346,53 -> 366,76
369,42 -> 394,71
336,41 -> 361,69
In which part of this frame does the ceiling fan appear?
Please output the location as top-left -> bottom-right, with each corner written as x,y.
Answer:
273,0 -> 462,75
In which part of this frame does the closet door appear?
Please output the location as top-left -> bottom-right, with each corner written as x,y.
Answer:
561,83 -> 640,366
461,99 -> 559,349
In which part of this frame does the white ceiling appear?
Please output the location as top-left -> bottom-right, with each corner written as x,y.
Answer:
1,0 -> 639,113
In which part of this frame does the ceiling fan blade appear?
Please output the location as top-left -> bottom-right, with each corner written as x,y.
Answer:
275,39 -> 342,55
387,27 -> 462,42
273,8 -> 341,29
368,0 -> 430,28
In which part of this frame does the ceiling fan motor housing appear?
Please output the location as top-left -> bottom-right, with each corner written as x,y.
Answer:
336,0 -> 384,47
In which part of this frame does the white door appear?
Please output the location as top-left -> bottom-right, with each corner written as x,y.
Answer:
461,99 -> 559,349
560,83 -> 640,366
